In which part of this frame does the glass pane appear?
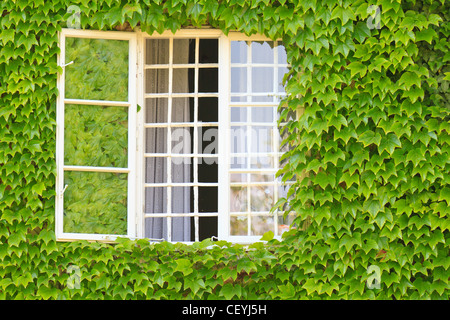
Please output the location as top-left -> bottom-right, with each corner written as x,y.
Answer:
144,217 -> 167,239
231,107 -> 247,122
146,39 -> 169,64
145,187 -> 167,214
230,126 -> 247,153
198,68 -> 218,93
198,97 -> 218,122
64,104 -> 128,168
252,67 -> 274,92
172,160 -> 192,183
146,69 -> 169,94
63,171 -> 128,234
251,173 -> 275,183
250,156 -> 274,169
173,39 -> 191,64
230,216 -> 248,236
252,41 -> 274,64
250,126 -> 273,153
230,186 -> 247,212
231,41 -> 247,64
172,98 -> 193,123
172,187 -> 192,213
230,157 -> 248,169
230,173 -> 247,183
146,98 -> 168,123
171,127 -> 192,154
145,128 -> 167,153
251,216 -> 274,235
231,67 -> 247,93
199,39 -> 218,63
199,127 -> 218,155
198,157 -> 218,182
250,185 -> 274,212
145,158 -> 167,184
172,68 -> 191,93
198,187 -> 218,212
251,107 -> 274,123
65,37 -> 129,101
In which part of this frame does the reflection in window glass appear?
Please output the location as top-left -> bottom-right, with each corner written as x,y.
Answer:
65,37 -> 129,101
64,104 -> 128,168
63,171 -> 128,234
251,41 -> 274,64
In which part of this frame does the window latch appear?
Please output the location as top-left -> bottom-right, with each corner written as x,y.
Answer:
60,60 -> 74,68
60,184 -> 68,197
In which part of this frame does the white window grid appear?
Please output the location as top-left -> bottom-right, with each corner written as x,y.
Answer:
138,31 -> 221,242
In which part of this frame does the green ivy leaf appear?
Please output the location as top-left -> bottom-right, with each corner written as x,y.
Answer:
378,134 -> 402,155
348,61 -> 367,78
358,131 -> 382,147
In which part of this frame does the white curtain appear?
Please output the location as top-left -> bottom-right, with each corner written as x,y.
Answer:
145,39 -> 191,241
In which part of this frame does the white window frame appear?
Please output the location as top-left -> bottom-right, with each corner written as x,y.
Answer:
55,28 -> 137,242
56,28 -> 289,244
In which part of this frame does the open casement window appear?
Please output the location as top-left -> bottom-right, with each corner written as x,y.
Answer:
56,29 -> 291,243
56,29 -> 137,241
220,34 -> 294,243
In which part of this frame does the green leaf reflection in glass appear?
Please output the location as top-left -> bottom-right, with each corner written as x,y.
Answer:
63,171 -> 128,234
64,104 -> 128,168
65,37 -> 129,101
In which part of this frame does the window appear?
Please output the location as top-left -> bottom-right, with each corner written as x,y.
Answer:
56,29 -> 292,243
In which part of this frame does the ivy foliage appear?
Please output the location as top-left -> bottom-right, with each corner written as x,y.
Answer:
0,0 -> 449,299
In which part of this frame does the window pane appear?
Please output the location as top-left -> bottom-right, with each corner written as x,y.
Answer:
146,69 -> 169,94
64,104 -> 128,168
146,98 -> 168,123
230,186 -> 247,212
199,187 -> 218,212
198,97 -> 218,122
250,185 -> 274,212
230,126 -> 247,153
145,158 -> 167,184
146,128 -> 167,153
252,41 -> 274,64
231,41 -> 247,63
231,107 -> 247,122
199,39 -> 218,63
172,98 -> 193,123
198,68 -> 219,93
146,39 -> 169,64
230,216 -> 248,235
173,68 -> 191,93
65,37 -> 129,101
251,107 -> 274,123
145,187 -> 167,214
251,216 -> 274,236
173,39 -> 191,64
250,126 -> 273,153
231,67 -> 247,93
63,171 -> 128,234
252,67 -> 274,92
171,127 -> 192,154
198,158 -> 218,182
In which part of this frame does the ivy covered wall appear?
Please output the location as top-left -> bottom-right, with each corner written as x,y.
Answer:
0,0 -> 448,299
